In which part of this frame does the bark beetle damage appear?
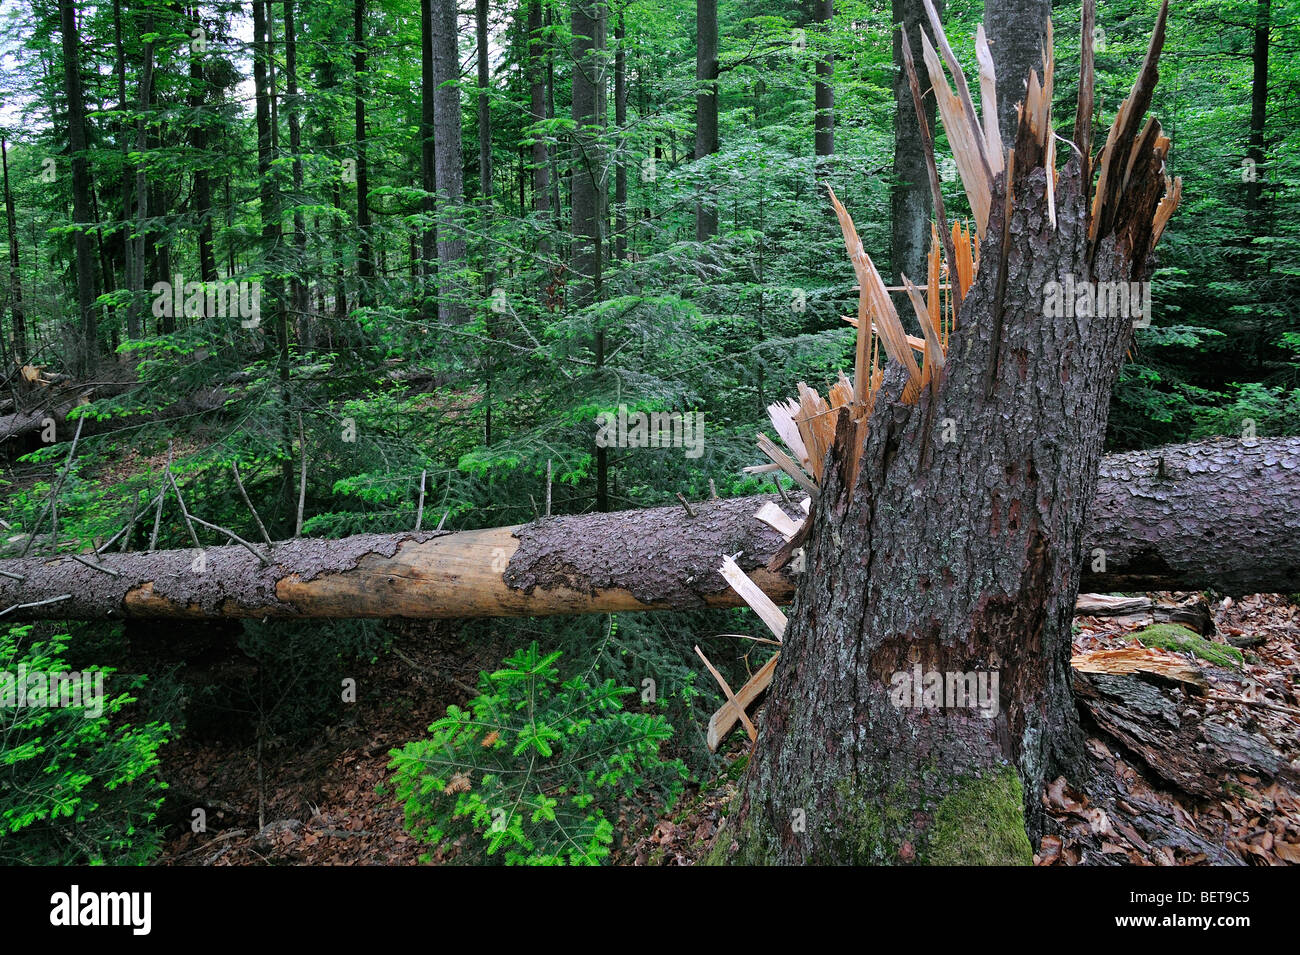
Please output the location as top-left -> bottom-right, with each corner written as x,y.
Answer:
503,495 -> 800,607
0,532 -> 447,619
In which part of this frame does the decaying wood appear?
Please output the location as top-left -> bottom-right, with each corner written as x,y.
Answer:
1074,593 -> 1214,635
1073,671 -> 1296,800
1070,646 -> 1209,693
0,437 -> 1295,621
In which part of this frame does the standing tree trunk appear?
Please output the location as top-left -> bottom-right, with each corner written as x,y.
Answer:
694,0 -> 719,240
812,0 -> 833,172
476,0 -> 494,291
1,138 -> 26,363
420,0 -> 437,321
283,1 -> 308,333
354,0 -> 374,308
984,0 -> 1051,144
614,11 -> 628,261
1245,0 -> 1270,228
131,19 -> 156,341
891,0 -> 941,284
1245,0 -> 1271,373
526,0 -> 551,245
571,0 -> 609,511
189,7 -> 217,285
58,0 -> 99,374
719,1 -> 1180,865
432,0 -> 467,323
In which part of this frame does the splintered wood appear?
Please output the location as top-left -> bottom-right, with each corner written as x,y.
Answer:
706,1 -> 1182,752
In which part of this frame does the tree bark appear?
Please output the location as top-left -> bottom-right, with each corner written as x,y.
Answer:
526,0 -> 551,235
571,0 -> 607,303
718,5 -> 1181,864
614,11 -> 628,261
1,137 -> 26,363
283,1 -> 308,330
432,0 -> 467,323
891,0 -> 940,284
813,0 -> 833,170
190,7 -> 217,285
695,0 -> 719,239
57,0 -> 99,375
984,0 -> 1051,145
420,0 -> 437,320
353,0 -> 373,307
0,438 -> 1294,620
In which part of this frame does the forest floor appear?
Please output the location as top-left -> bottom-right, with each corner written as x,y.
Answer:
155,594 -> 1300,866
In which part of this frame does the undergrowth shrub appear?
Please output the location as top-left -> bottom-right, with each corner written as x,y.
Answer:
388,642 -> 687,865
0,625 -> 169,865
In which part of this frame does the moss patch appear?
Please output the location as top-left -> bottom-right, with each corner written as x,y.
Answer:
1135,624 -> 1243,668
925,767 -> 1033,866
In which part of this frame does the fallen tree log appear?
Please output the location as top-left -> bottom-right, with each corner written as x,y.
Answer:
0,437 -> 1296,621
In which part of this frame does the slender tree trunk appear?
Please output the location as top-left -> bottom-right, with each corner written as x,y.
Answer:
1246,0 -> 1271,372
614,13 -> 628,261
1246,0 -> 1270,225
694,0 -> 719,240
572,0 -> 609,510
112,0 -> 130,336
284,1 -> 308,335
189,7 -> 217,284
1,138 -> 26,363
813,0 -> 834,171
985,0 -> 1051,144
433,0 -> 467,322
354,0 -> 374,307
891,0 -> 941,284
58,0 -> 99,373
130,20 -> 156,341
420,0 -> 437,320
476,0 -> 494,293
526,0 -> 551,245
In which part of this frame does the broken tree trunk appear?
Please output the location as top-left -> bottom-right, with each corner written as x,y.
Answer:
716,1 -> 1186,864
0,437 -> 1295,621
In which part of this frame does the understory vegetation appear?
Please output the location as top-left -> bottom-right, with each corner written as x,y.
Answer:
0,0 -> 1294,863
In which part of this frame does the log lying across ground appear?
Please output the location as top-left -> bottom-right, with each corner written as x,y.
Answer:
0,437 -> 1296,621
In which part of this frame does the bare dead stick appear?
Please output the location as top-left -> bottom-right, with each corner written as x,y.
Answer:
415,469 -> 427,531
232,461 -> 273,548
295,413 -> 308,538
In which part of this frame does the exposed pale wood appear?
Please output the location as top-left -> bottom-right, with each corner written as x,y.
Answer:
974,24 -> 1003,173
754,502 -> 802,541
696,645 -> 757,742
706,652 -> 779,751
756,433 -> 819,498
719,554 -> 787,640
1070,647 -> 1208,692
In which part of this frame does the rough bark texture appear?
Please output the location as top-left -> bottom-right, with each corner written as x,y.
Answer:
59,0 -> 99,373
0,438 -> 1295,621
1073,671 -> 1296,801
1080,439 -> 1300,595
984,0 -> 1051,144
891,0 -> 941,284
432,0 -> 466,322
813,0 -> 834,166
720,150 -> 1170,863
571,0 -> 607,303
695,0 -> 719,239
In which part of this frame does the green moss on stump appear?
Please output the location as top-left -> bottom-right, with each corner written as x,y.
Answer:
924,767 -> 1033,866
1135,624 -> 1243,668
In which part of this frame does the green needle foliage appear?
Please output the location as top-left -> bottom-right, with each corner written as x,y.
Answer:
388,642 -> 687,865
0,626 -> 170,866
